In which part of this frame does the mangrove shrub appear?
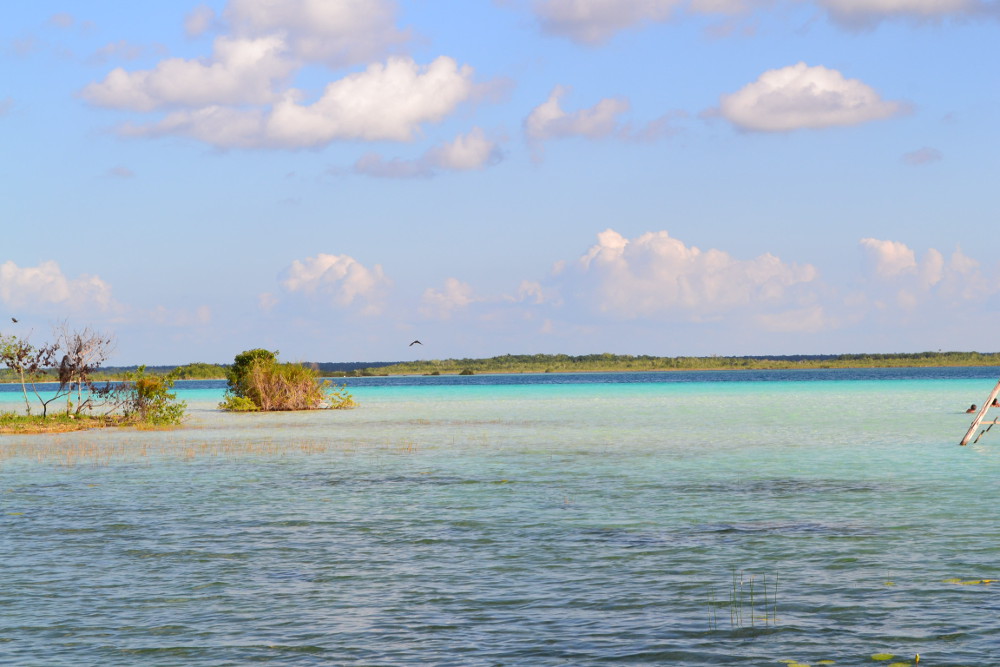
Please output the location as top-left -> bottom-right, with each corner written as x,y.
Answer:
220,349 -> 355,412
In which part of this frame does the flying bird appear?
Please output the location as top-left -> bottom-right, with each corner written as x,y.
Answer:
10,317 -> 17,323
409,340 -> 423,346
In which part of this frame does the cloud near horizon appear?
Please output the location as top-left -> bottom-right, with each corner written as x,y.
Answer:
420,277 -> 479,319
564,228 -> 819,319
279,253 -> 391,315
858,237 -> 990,311
0,260 -> 117,314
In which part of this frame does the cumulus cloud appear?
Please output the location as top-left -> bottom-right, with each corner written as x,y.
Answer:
224,0 -> 408,67
525,86 -> 630,141
718,62 -> 906,132
421,278 -> 478,319
859,238 -> 918,279
280,253 -> 391,314
81,1 -> 473,150
428,127 -> 503,170
858,237 -> 991,309
530,0 -> 681,44
902,146 -> 943,165
267,57 -> 474,145
185,5 -> 218,37
81,35 -> 294,112
0,260 -> 116,312
120,56 -> 476,149
511,280 -> 552,305
354,127 -> 502,178
570,229 -> 818,318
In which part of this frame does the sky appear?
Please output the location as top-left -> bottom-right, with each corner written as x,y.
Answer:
1,0 -> 998,365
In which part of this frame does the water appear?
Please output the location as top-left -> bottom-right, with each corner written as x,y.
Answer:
2,369 -> 999,665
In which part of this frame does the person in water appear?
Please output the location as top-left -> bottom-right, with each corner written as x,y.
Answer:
966,404 -> 978,413
991,398 -> 1000,408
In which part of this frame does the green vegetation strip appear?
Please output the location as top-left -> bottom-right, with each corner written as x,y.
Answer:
1,413 -> 139,434
375,351 -> 1000,376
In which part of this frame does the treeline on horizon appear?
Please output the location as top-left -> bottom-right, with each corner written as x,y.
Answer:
4,351 -> 1000,383
374,351 -> 1000,375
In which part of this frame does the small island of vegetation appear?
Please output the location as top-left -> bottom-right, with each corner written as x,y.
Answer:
0,326 -> 186,434
219,348 -> 355,412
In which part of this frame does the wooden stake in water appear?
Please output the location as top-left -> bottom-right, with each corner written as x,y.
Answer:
960,378 -> 1000,446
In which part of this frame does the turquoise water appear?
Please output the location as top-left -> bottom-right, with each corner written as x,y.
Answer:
2,371 -> 999,665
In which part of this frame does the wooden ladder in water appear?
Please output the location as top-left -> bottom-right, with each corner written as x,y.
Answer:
960,378 -> 1000,445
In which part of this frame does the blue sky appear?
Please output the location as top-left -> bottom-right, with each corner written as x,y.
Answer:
1,0 -> 998,364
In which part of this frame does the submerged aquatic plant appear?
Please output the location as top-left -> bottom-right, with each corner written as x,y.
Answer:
709,568 -> 778,631
944,577 -> 995,585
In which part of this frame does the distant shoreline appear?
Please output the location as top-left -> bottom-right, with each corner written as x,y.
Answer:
3,351 -> 1000,383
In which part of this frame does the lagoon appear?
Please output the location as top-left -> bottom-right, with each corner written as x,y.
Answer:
2,369 -> 999,664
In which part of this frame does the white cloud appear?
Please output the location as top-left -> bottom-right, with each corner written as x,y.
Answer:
531,0 -> 681,44
124,56 -> 476,149
81,35 -> 294,112
354,127 -> 502,178
512,280 -> 550,305
421,278 -> 478,319
689,0 -> 769,14
267,56 -> 475,145
280,253 -> 391,314
82,2 -> 479,151
225,0 -> 408,67
719,62 -> 906,132
859,237 -> 918,279
819,0 -> 980,28
121,106 -> 268,147
525,86 -> 630,142
0,260 -> 116,312
185,5 -> 218,37
571,229 -> 818,318
858,238 -> 992,310
427,127 -> 502,170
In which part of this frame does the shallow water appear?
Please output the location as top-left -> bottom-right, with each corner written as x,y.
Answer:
2,370 -> 999,665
